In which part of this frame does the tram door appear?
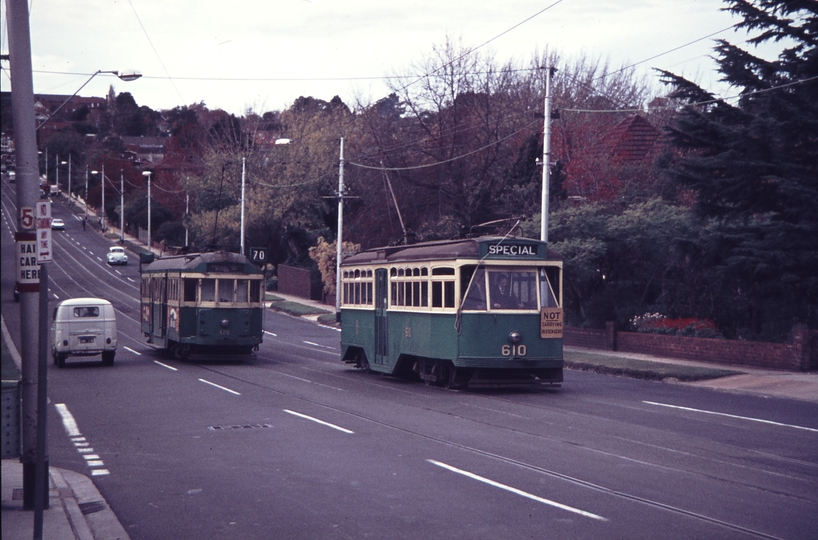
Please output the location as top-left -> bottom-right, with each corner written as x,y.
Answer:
374,269 -> 388,365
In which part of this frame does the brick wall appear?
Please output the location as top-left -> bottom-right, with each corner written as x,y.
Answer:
277,265 -> 313,299
565,326 -> 817,372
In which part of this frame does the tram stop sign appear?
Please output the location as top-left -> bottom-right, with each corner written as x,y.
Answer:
247,247 -> 268,266
35,201 -> 53,263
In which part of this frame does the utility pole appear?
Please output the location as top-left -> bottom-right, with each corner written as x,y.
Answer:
7,0 -> 49,528
540,66 -> 557,243
335,137 -> 345,321
240,157 -> 246,256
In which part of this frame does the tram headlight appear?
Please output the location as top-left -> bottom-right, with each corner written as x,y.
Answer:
508,330 -> 523,344
221,319 -> 230,328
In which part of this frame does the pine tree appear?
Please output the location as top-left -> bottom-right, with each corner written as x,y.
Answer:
658,0 -> 818,340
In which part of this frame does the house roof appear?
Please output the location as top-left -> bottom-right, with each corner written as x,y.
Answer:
598,114 -> 662,163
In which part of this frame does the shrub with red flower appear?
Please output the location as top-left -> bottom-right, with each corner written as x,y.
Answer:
630,313 -> 722,339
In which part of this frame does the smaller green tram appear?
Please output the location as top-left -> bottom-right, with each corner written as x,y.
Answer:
140,251 -> 265,359
340,236 -> 563,388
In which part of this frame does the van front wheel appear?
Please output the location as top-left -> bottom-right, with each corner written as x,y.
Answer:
55,354 -> 66,368
102,351 -> 115,366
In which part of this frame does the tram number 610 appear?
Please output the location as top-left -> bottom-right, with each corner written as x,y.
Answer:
501,344 -> 527,357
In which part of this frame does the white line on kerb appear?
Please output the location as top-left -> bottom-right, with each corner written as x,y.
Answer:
428,459 -> 607,521
643,401 -> 818,433
55,403 -> 81,437
199,378 -> 241,395
284,409 -> 354,434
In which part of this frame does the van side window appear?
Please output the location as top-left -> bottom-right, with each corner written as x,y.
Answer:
73,307 -> 99,318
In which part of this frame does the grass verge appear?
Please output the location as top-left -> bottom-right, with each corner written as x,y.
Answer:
564,350 -> 742,382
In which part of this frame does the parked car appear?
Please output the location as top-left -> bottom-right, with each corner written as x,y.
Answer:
51,298 -> 117,367
51,218 -> 65,230
106,246 -> 128,265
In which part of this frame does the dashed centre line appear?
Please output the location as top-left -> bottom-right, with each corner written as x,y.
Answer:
284,409 -> 354,434
428,459 -> 607,521
644,401 -> 818,433
199,378 -> 241,395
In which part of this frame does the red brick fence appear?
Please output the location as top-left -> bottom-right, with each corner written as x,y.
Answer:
565,323 -> 817,371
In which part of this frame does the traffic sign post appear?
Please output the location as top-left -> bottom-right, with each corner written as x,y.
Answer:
36,201 -> 52,263
247,247 -> 268,266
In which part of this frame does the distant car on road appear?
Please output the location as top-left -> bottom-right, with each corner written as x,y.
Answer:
106,246 -> 128,265
51,218 -> 65,230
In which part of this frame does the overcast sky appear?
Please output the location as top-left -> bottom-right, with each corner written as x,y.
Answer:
1,0 -> 777,115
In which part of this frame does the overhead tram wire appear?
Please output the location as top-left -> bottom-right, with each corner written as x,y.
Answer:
393,0 -> 567,95
126,0 -> 185,105
560,74 -> 818,114
348,117 -> 542,172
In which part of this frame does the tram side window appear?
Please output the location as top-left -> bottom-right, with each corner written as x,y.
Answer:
201,279 -> 216,302
540,267 -> 561,307
461,266 -> 487,310
250,280 -> 261,303
431,267 -> 455,308
184,279 -> 197,302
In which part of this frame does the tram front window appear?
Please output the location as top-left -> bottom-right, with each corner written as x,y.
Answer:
489,271 -> 537,310
201,279 -> 216,302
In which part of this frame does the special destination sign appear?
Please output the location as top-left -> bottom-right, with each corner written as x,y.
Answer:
480,240 -> 547,260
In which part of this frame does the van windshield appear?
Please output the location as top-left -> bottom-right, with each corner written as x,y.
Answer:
73,306 -> 99,318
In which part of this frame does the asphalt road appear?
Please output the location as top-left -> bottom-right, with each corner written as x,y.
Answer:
3,183 -> 817,539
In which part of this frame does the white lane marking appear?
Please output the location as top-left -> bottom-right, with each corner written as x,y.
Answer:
264,330 -> 277,337
91,469 -> 110,476
644,401 -> 818,433
154,360 -> 177,371
199,378 -> 241,395
303,340 -> 336,350
124,346 -> 142,355
278,372 -> 311,383
427,460 -> 607,521
127,277 -> 135,282
283,409 -> 354,434
82,454 -> 101,460
55,403 -> 81,437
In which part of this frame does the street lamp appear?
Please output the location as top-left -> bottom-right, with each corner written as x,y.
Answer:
84,166 -> 89,226
65,158 -> 72,203
240,138 -> 291,256
120,170 -> 125,244
92,163 -> 106,230
36,69 -> 142,131
143,170 -> 152,250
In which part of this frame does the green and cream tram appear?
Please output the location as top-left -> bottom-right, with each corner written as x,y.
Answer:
340,236 -> 563,388
140,251 -> 265,360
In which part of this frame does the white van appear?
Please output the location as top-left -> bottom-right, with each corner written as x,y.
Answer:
51,298 -> 117,367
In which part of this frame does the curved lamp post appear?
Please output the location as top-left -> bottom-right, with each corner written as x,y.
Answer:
36,69 -> 142,131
